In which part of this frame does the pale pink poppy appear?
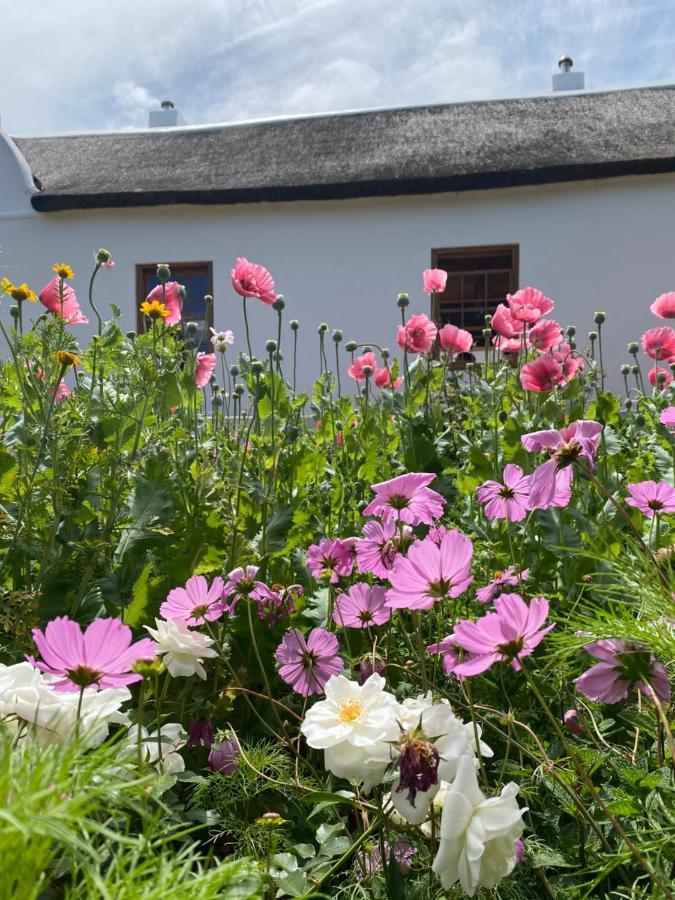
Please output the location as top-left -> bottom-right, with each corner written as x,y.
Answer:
507,287 -> 555,324
529,319 -> 562,352
492,303 -> 524,338
385,530 -> 474,611
333,583 -> 391,628
195,352 -> 217,388
396,314 -> 437,353
231,257 -> 279,305
39,277 -> 89,325
650,292 -> 675,319
642,326 -> 675,361
648,366 -> 673,388
574,639 -> 670,705
493,334 -> 526,355
363,472 -> 445,525
552,343 -> 584,386
348,351 -> 377,381
439,324 -> 473,354
520,355 -> 563,392
422,268 -> 448,293
476,465 -> 530,521
145,282 -> 183,326
374,366 -> 402,389
275,627 -> 343,696
50,382 -> 72,404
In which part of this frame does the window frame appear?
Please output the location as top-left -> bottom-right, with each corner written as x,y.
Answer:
135,261 -> 214,336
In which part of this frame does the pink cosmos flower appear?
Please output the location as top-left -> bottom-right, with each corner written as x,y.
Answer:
660,406 -> 675,428
642,326 -> 675,361
522,420 -> 603,510
374,366 -> 402,389
348,351 -> 376,381
231,257 -> 279,305
363,472 -> 445,525
453,594 -> 554,676
30,616 -> 157,692
528,318 -> 562,352
428,633 -> 462,676
356,518 -> 411,579
275,627 -> 343,696
255,583 -> 301,626
422,268 -> 448,293
195,352 -> 217,388
385,530 -> 474,611
477,465 -> 530,522
492,303 -> 524,338
50,382 -> 72,404
306,538 -> 355,583
222,566 -> 268,614
650,292 -> 675,319
439,324 -> 473,354
574,639 -> 670,705
552,343 -> 584,386
507,287 -> 555,324
160,574 -> 225,625
145,282 -> 183,326
626,480 -> 675,517
520,355 -> 563,392
648,365 -> 673,388
396,314 -> 438,353
333,583 -> 391,628
39,277 -> 89,325
475,567 -> 529,605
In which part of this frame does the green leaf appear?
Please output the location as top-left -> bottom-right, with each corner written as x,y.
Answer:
123,561 -> 153,627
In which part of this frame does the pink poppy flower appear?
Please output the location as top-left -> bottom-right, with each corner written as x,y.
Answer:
529,318 -> 562,352
363,472 -> 445,526
385,529 -> 474,611
648,365 -> 673,388
39,277 -> 89,325
507,287 -> 555,324
30,615 -> 157,692
428,633 -> 462,676
626,480 -> 675,517
439,324 -> 473,354
492,303 -> 524,338
222,565 -> 268,614
660,406 -> 675,428
356,518 -> 411,579
396,314 -> 438,353
477,465 -> 530,521
574,639 -> 670,705
195,352 -> 217,388
348,351 -> 376,381
145,281 -> 183,326
333,583 -> 391,628
520,355 -> 563,392
306,538 -> 355,583
475,567 -> 529,605
453,594 -> 554,676
650,292 -> 675,319
160,574 -> 225,625
552,343 -> 584,386
50,382 -> 72,404
422,268 -> 448,293
493,334 -> 526,355
374,366 -> 402,389
642,326 -> 675,361
231,257 -> 279,305
275,627 -> 343,696
522,420 -> 603,509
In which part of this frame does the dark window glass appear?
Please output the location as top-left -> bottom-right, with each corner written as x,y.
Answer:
136,263 -> 213,352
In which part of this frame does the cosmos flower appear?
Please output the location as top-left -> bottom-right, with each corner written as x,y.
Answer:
160,575 -> 225,625
476,465 -> 530,522
306,538 -> 356,583
475,567 -> 529,605
221,566 -> 269,614
521,420 -> 603,510
574,639 -> 671,705
355,518 -> 412,579
626,480 -> 675,517
363,472 -> 445,526
145,618 -> 217,680
333,583 -> 391,628
275,628 -> 343,696
386,530 -> 474,611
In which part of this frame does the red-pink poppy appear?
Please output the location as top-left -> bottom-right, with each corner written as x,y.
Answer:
195,352 -> 217,388
648,365 -> 673,388
528,318 -> 562,352
348,351 -> 377,381
39,277 -> 89,325
145,282 -> 183,326
642,326 -> 675,361
507,287 -> 555,324
439,324 -> 473,354
374,366 -> 402,389
520,355 -> 563,392
492,303 -> 524,338
231,257 -> 279,305
422,268 -> 448,293
396,314 -> 437,353
650,292 -> 675,319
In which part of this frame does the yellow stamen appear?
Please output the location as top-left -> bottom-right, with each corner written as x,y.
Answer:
338,698 -> 364,723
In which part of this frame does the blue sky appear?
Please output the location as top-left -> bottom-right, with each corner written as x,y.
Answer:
2,0 -> 675,134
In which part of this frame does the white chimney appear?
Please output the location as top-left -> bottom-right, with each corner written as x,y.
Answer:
148,99 -> 186,128
552,56 -> 585,92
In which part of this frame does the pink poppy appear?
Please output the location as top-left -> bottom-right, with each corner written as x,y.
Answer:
39,277 -> 89,325
428,633 -> 462,676
476,567 -> 529,605
648,366 -> 673,388
356,518 -> 411,579
222,566 -> 269,614
363,472 -> 445,526
493,334 -> 527,355
195,352 -> 217,388
275,627 -> 343,696
374,366 -> 402,389
650,292 -> 675,319
660,406 -> 675,428
642,326 -> 675,361
160,574 -> 225,625
552,343 -> 584,386
333,583 -> 391,628
385,529 -> 474,611
145,281 -> 183,326
574,639 -> 670,705
522,420 -> 603,509
231,257 -> 279,305
50,382 -> 72,404
626,480 -> 675,517
492,303 -> 524,338
453,594 -> 554,676
507,287 -> 555,324
348,351 -> 377,381
396,314 -> 438,353
439,324 -> 473,354
422,268 -> 448,293
520,355 -> 563,392
529,318 -> 562,352
306,538 -> 355,583
477,464 -> 530,521
30,615 -> 156,692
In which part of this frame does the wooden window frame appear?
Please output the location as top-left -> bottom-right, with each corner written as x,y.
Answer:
135,261 -> 214,335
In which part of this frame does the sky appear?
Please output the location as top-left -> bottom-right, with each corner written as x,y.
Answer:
2,0 -> 675,135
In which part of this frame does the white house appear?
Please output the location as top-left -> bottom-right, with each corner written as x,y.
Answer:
2,72 -> 675,389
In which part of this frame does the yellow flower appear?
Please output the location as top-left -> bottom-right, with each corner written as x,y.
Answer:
2,280 -> 37,302
55,350 -> 80,368
52,263 -> 74,280
140,299 -> 170,320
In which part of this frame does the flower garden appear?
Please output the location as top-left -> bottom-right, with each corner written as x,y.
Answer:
0,255 -> 674,899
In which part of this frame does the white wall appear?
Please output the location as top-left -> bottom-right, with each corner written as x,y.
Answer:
1,171 -> 674,391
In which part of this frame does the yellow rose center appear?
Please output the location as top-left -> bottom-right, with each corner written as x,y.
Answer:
338,698 -> 364,723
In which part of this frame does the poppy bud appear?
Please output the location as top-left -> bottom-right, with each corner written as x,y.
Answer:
272,297 -> 285,312
156,263 -> 171,283
289,319 -> 299,331
397,293 -> 410,309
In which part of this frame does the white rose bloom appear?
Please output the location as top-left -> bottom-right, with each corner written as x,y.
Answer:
432,755 -> 526,897
389,778 -> 440,825
145,618 -> 217,679
301,673 -> 400,792
421,780 -> 449,837
120,723 -> 186,773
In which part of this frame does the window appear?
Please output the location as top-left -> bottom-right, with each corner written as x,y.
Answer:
136,261 -> 213,351
430,245 -> 518,348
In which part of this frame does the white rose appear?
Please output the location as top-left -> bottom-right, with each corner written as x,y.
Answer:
145,618 -> 217,679
121,723 -> 186,773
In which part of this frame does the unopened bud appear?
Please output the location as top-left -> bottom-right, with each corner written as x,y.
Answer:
156,263 -> 171,283
361,364 -> 373,378
289,319 -> 299,331
229,365 -> 240,377
588,331 -> 598,342
95,248 -> 113,264
126,330 -> 136,340
318,322 -> 328,334
251,359 -> 264,375
620,363 -> 630,375
332,329 -> 343,343
566,325 -> 576,337
234,383 -> 245,396
484,314 -> 492,326
628,341 -> 640,355
265,339 -> 277,353
635,413 -> 646,427
397,293 -> 410,309
593,311 -> 606,325
186,321 -> 199,336
272,297 -> 285,312
345,341 -> 358,353
203,293 -> 213,305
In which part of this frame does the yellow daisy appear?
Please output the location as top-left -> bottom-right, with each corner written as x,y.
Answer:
55,350 -> 80,368
140,299 -> 170,320
2,280 -> 37,302
52,263 -> 74,280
